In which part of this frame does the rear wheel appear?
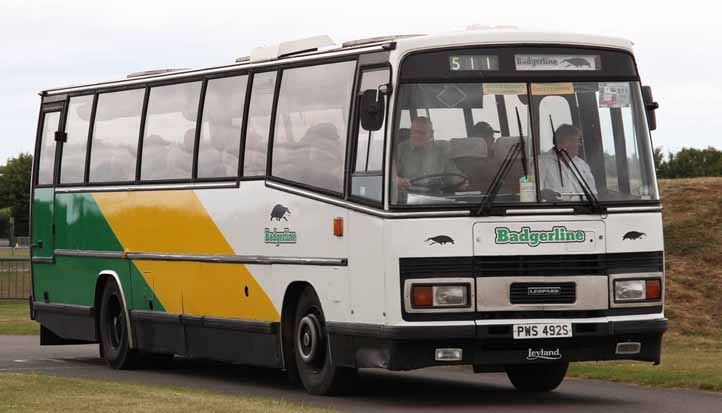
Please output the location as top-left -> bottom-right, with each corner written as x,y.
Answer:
98,280 -> 139,369
292,287 -> 355,395
506,362 -> 568,392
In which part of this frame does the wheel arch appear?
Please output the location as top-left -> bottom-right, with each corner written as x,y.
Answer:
94,270 -> 134,349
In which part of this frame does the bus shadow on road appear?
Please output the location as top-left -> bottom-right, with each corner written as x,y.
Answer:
123,357 -> 630,409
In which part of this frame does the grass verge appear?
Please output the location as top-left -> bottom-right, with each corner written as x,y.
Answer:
0,300 -> 37,335
569,334 -> 722,392
0,373 -> 333,412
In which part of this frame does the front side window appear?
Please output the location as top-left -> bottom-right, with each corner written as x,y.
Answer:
392,83 -> 531,206
141,81 -> 202,181
351,68 -> 390,202
271,60 -> 356,193
89,89 -> 144,183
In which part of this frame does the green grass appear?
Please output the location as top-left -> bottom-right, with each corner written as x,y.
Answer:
569,334 -> 722,392
0,300 -> 37,335
0,373 -> 333,413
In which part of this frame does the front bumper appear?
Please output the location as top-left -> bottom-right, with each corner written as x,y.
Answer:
327,318 -> 667,371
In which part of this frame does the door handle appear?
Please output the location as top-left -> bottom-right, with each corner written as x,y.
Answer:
31,240 -> 44,249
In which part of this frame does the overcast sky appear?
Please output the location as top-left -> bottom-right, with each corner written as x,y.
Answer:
1,0 -> 719,164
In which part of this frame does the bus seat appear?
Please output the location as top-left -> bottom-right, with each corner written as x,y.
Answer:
493,136 -> 519,159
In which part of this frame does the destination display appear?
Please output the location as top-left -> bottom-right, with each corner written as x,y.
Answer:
449,55 -> 499,71
515,54 -> 601,71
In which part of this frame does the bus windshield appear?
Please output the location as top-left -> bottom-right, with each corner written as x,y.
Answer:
390,81 -> 658,207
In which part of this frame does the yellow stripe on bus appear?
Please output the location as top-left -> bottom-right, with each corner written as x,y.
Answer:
93,191 -> 280,322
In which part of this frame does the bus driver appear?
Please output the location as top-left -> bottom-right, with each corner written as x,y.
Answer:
539,124 -> 597,200
395,117 -> 466,193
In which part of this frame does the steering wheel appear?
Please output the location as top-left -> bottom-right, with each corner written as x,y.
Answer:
408,173 -> 469,193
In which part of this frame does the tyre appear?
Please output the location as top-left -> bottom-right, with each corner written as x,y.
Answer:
98,280 -> 139,369
292,287 -> 356,395
505,362 -> 568,392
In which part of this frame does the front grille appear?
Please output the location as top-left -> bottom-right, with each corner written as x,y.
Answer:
473,252 -> 663,277
510,282 -> 576,304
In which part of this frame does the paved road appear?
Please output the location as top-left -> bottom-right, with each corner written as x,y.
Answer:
1,336 -> 720,412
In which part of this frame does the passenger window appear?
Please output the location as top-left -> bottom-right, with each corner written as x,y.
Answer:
271,61 -> 356,193
60,95 -> 93,184
351,68 -> 390,202
36,111 -> 61,186
243,72 -> 276,177
89,89 -> 145,183
141,82 -> 202,181
198,75 -> 248,178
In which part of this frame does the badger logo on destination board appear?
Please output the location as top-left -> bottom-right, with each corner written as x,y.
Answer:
270,204 -> 291,221
623,231 -> 646,240
562,57 -> 591,68
426,235 -> 454,245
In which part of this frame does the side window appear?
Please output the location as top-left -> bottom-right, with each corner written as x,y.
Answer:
351,68 -> 390,202
89,89 -> 144,183
198,75 -> 248,178
36,111 -> 61,186
271,61 -> 357,193
60,95 -> 93,184
243,71 -> 276,177
141,82 -> 202,181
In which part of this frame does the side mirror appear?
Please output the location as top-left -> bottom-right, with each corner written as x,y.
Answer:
360,88 -> 386,131
641,85 -> 659,131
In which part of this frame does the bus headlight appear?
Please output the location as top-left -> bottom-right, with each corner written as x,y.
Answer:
614,279 -> 662,302
435,285 -> 468,306
411,284 -> 469,308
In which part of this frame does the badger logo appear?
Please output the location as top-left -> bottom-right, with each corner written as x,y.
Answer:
562,57 -> 592,68
623,231 -> 646,240
270,204 -> 291,221
426,235 -> 454,245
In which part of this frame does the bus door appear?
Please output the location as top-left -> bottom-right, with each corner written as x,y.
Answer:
31,101 -> 66,263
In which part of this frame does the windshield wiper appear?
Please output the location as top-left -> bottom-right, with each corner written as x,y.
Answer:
548,115 -> 603,213
476,108 -> 528,216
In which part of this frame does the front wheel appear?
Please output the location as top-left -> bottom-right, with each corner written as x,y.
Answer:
292,287 -> 356,395
99,280 -> 139,369
505,362 -> 568,392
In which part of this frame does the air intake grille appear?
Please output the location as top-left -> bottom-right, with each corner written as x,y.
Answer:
510,282 -> 576,304
399,252 -> 663,278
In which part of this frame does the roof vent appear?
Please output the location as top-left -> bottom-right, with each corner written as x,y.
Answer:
341,34 -> 424,48
248,35 -> 335,63
126,68 -> 190,79
235,55 -> 251,63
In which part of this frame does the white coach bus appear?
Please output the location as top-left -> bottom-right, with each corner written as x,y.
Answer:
31,28 -> 665,395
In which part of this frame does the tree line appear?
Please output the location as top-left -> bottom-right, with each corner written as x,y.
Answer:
0,154 -> 31,239
1,147 -> 722,238
654,147 -> 722,179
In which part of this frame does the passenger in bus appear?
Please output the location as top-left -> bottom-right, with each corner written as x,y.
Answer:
539,124 -> 597,199
470,121 -> 498,157
395,117 -> 466,192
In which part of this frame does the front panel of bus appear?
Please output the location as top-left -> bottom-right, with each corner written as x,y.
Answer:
374,45 -> 665,369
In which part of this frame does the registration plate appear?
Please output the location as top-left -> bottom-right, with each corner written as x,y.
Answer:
513,323 -> 572,339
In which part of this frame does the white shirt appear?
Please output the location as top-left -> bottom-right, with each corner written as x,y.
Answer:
539,151 -> 597,199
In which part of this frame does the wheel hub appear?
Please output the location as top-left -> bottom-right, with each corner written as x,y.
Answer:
297,314 -> 322,364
